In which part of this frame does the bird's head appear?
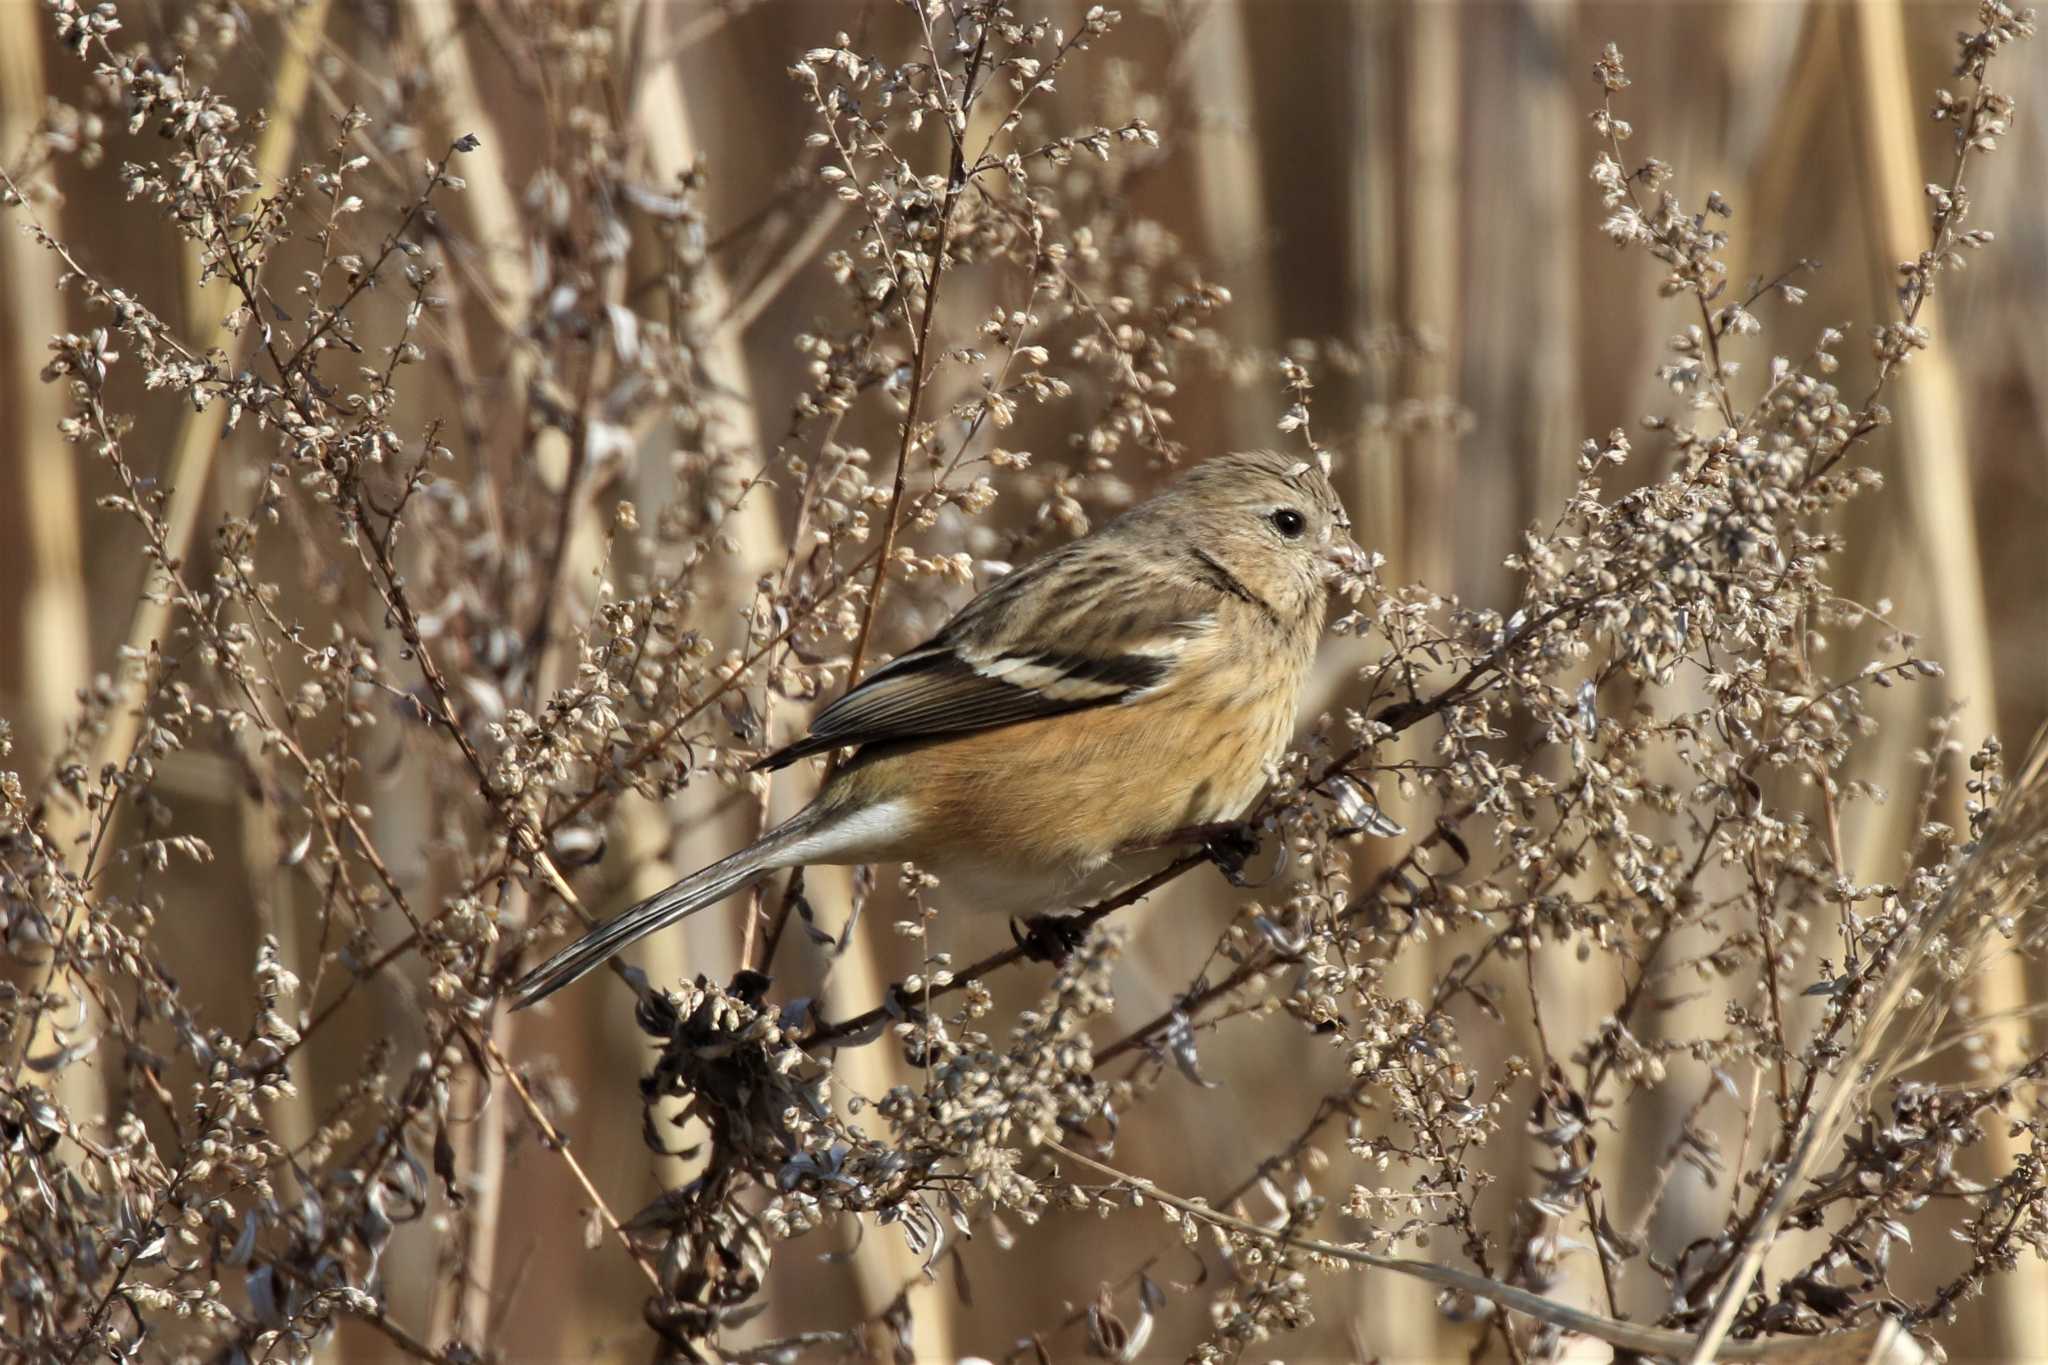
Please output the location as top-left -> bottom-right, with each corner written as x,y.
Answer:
1148,449 -> 1358,623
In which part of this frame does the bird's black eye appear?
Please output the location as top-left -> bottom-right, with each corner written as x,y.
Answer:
1269,507 -> 1307,538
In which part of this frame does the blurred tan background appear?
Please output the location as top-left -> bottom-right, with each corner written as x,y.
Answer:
3,1 -> 2044,1360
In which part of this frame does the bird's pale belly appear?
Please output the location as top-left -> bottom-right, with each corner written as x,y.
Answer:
915,843 -> 1191,918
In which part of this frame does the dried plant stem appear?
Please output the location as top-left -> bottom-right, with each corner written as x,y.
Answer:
396,9 -> 535,1352
447,1023 -> 509,1349
769,12 -> 993,1354
405,0 -> 529,327
719,198 -> 846,339
1743,4 -> 1840,245
1186,0 -> 1275,450
819,909 -> 958,1361
1687,733 -> 2048,1364
483,1033 -> 663,1294
0,0 -> 96,1131
14,0 -> 332,1130
1345,13 -> 1441,1348
1843,4 -> 2002,842
1045,1140 -> 1886,1363
233,773 -> 317,1156
1399,0 -> 1461,594
722,25 -> 974,1349
827,11 -> 989,727
1843,6 -> 2039,1359
54,320 -> 646,1343
296,548 -> 885,1046
625,14 -> 791,1321
0,8 -> 87,782
1347,27 -> 1473,1343
315,1274 -> 447,1363
1347,1 -> 1403,572
1483,0 -> 1613,1333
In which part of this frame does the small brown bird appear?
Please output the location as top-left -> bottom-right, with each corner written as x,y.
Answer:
509,449 -> 1355,1008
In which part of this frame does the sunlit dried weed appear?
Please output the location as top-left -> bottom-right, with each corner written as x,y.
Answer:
1,2 -> 2042,1363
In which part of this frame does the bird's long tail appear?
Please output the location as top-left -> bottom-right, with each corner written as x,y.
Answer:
506,821 -> 805,1010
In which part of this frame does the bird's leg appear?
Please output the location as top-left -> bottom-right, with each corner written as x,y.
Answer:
1121,820 -> 1283,888
1206,825 -> 1258,886
1011,912 -> 1092,964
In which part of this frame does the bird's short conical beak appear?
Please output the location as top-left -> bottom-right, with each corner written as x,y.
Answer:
1320,530 -> 1371,582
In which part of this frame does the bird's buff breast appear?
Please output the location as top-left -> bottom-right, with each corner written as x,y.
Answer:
827,667 -> 1299,914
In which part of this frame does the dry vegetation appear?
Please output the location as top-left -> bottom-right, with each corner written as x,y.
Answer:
2,2 -> 2046,1362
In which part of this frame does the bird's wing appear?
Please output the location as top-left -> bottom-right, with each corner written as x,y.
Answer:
755,541 -> 1219,770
